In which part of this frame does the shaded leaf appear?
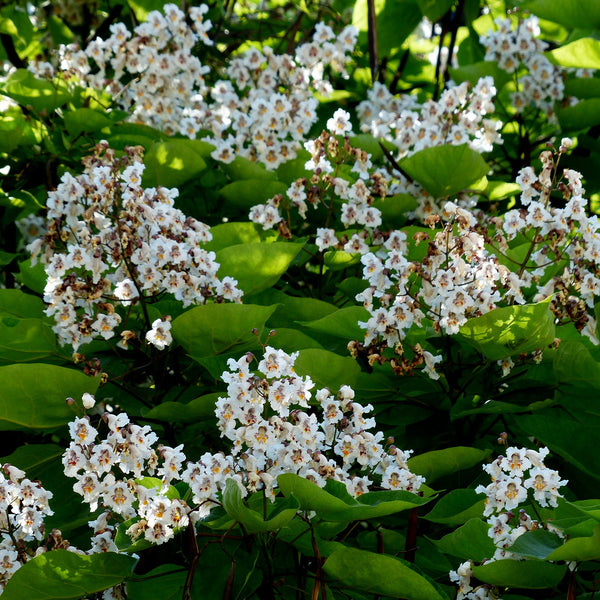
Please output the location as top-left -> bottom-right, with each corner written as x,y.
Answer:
407,447 -> 491,484
2,551 -> 136,600
399,144 -> 489,198
472,559 -> 566,589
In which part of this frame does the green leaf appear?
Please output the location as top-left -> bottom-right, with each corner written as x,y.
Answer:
323,546 -> 448,600
486,181 -> 521,201
2,69 -> 71,113
204,222 -> 277,252
277,474 -> 430,522
417,0 -> 453,21
128,0 -> 170,22
222,479 -> 299,533
323,249 -> 362,271
293,348 -> 361,390
0,315 -> 57,363
459,298 -> 555,360
472,559 -> 567,589
449,61 -> 511,89
556,98 -> 600,131
218,179 -> 288,209
1,550 -> 136,600
521,0 -> 600,29
508,529 -> 564,559
372,193 -> 418,226
352,0 -> 422,56
64,108 -> 113,138
142,140 -> 207,188
554,340 -> 600,389
548,38 -> 600,69
222,156 -> 277,181
126,564 -> 186,600
424,489 -> 485,525
432,518 -> 496,562
216,242 -> 304,295
299,306 -> 370,344
0,364 -> 99,430
143,392 -> 219,424
16,259 -> 46,294
252,289 -> 337,328
407,447 -> 491,484
0,289 -> 46,319
546,524 -> 600,561
399,144 -> 489,198
172,303 -> 277,359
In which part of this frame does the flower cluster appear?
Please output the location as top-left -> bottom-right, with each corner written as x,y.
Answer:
42,4 -> 213,137
210,346 -> 424,497
64,408 -> 192,548
206,23 -> 358,169
352,202 -> 515,380
480,15 -> 569,119
62,347 -> 424,548
28,142 -> 242,351
358,78 -> 500,157
449,446 -> 567,599
0,464 -> 55,593
351,142 -> 600,381
249,115 -> 388,243
356,78 -> 501,220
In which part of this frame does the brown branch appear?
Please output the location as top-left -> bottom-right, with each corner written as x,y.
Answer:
0,34 -> 26,69
367,0 -> 378,84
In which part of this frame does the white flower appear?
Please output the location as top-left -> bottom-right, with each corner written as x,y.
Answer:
145,318 -> 173,350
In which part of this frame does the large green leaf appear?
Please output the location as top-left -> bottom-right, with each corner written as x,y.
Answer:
548,38 -> 600,69
0,315 -> 57,363
126,564 -> 186,600
424,489 -> 485,525
432,518 -> 495,562
0,364 -> 99,430
298,306 -> 370,344
2,551 -> 136,600
1,69 -> 71,113
252,289 -> 337,328
216,242 -> 304,295
522,0 -> 600,29
143,392 -> 220,424
472,559 -> 567,589
0,289 -> 47,318
64,108 -> 114,138
399,144 -> 489,198
142,140 -> 207,188
277,474 -> 430,522
218,179 -> 288,209
323,546 -> 448,600
172,303 -> 277,359
407,447 -> 491,484
556,98 -> 600,131
222,479 -> 299,533
293,348 -> 361,390
553,340 -> 600,389
416,0 -> 453,21
508,529 -> 564,560
352,0 -> 422,56
459,298 -> 555,360
204,222 -> 277,252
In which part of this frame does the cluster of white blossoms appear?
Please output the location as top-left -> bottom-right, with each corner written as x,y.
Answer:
480,16 -> 572,119
449,446 -> 567,599
206,23 -> 358,169
37,4 -> 213,137
36,4 -> 358,169
211,347 -> 424,497
358,78 -> 500,157
249,113 -> 388,243
28,142 -> 242,351
0,464 -> 55,593
495,145 -> 600,342
350,142 -> 600,380
62,348 -> 423,549
353,202 -> 514,380
356,78 -> 502,220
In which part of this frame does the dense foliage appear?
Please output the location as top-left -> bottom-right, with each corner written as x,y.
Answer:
1,0 -> 600,598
